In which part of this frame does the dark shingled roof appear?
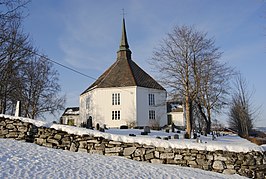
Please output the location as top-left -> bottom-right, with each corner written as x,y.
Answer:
81,58 -> 165,94
81,18 -> 165,95
62,107 -> 79,116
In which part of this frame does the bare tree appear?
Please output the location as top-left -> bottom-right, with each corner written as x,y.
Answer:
194,59 -> 233,134
0,0 -> 65,119
228,74 -> 256,137
151,25 -> 222,138
19,56 -> 65,119
0,0 -> 30,114
0,21 -> 32,114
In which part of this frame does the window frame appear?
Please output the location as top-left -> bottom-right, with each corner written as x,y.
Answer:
112,93 -> 121,105
148,94 -> 155,106
149,110 -> 156,120
112,110 -> 121,120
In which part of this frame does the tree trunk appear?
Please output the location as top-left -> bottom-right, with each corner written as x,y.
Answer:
196,102 -> 208,134
205,108 -> 212,134
2,90 -> 7,114
185,95 -> 192,138
206,121 -> 211,134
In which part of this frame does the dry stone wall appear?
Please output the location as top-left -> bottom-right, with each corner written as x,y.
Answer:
0,116 -> 265,178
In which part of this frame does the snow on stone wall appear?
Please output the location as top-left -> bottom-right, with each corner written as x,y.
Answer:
0,115 -> 265,178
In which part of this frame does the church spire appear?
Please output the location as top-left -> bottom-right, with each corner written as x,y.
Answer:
120,18 -> 129,50
117,17 -> 131,60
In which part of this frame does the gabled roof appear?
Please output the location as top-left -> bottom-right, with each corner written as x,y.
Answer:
62,107 -> 79,116
81,18 -> 165,95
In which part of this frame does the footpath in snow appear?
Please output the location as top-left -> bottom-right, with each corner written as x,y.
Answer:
0,139 -> 247,179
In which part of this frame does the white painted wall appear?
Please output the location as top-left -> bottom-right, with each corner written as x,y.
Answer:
136,87 -> 167,127
61,115 -> 79,126
79,86 -> 167,128
80,87 -> 136,128
169,112 -> 185,127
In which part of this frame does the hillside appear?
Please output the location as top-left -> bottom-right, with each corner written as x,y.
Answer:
0,139 -> 246,179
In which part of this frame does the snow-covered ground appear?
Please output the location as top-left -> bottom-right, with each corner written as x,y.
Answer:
1,114 -> 264,153
0,139 -> 247,179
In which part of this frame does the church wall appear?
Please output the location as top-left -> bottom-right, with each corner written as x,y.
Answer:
80,87 -> 137,128
136,87 -> 167,127
80,87 -> 167,128
79,92 -> 89,126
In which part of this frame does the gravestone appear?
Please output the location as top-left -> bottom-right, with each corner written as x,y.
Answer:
120,125 -> 128,129
196,137 -> 202,143
99,128 -> 105,132
171,123 -> 175,132
173,134 -> 179,139
96,123 -> 100,130
212,134 -> 216,140
141,132 -> 148,135
144,126 -> 150,133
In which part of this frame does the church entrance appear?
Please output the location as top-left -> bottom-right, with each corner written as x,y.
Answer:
86,116 -> 92,129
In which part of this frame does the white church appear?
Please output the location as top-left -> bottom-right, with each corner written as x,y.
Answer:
77,18 -> 167,128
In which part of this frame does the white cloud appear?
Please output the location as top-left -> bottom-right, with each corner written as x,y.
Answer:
57,1 -> 121,71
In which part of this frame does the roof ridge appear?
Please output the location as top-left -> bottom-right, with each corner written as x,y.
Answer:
97,60 -> 120,88
129,59 -> 165,90
126,58 -> 137,86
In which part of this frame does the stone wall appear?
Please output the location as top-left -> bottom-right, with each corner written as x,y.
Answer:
0,116 -> 265,178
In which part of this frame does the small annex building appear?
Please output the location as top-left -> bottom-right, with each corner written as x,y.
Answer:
78,18 -> 167,128
60,107 -> 79,126
167,102 -> 185,128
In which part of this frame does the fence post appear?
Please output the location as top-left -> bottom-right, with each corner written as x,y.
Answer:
15,101 -> 21,117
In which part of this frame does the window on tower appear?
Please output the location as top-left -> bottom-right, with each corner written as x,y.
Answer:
148,94 -> 155,106
149,110 -> 155,120
112,110 -> 121,120
112,93 -> 121,105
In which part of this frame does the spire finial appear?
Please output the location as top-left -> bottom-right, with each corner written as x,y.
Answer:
122,8 -> 126,19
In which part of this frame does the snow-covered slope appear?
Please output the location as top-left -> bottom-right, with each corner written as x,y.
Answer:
0,139 -> 247,179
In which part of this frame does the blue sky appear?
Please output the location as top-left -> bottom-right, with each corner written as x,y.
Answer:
23,0 -> 266,126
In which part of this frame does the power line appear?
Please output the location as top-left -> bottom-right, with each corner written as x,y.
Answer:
1,38 -> 136,94
35,50 -> 137,94
1,37 -> 160,95
32,52 -> 97,81
0,37 -> 97,80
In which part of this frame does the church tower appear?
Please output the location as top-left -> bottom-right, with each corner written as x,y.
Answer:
79,18 -> 167,128
117,18 -> 132,60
